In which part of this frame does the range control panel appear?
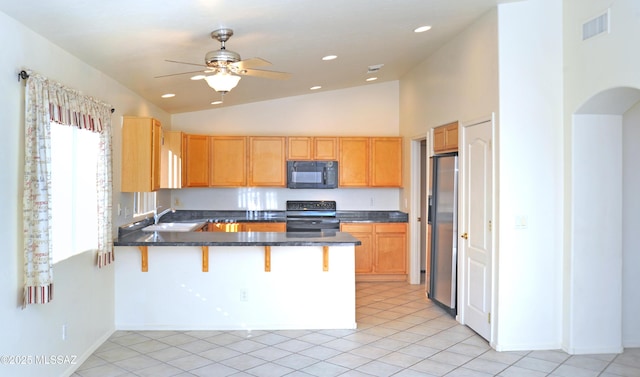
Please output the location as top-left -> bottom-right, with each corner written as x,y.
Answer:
286,200 -> 337,211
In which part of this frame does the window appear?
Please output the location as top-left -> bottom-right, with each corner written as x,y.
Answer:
50,122 -> 99,263
134,191 -> 157,217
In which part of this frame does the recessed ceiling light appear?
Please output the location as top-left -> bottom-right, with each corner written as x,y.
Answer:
310,86 -> 322,90
161,93 -> 175,98
322,55 -> 337,61
191,75 -> 206,80
211,100 -> 223,105
366,77 -> 378,82
414,25 -> 432,33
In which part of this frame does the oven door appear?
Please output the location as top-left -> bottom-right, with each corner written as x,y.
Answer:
286,217 -> 340,232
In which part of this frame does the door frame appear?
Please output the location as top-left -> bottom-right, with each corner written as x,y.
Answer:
409,133 -> 430,285
457,114 -> 497,342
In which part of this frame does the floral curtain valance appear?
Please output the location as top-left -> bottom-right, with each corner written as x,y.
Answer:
23,72 -> 114,307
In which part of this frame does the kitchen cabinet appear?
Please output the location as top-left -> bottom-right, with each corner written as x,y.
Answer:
341,222 -> 407,281
241,222 -> 286,232
370,137 -> 402,187
287,137 -> 337,160
206,222 -> 285,232
433,122 -> 458,153
183,134 -> 209,187
339,137 -> 402,187
121,116 -> 161,192
160,130 -> 182,189
210,136 -> 247,187
248,136 -> 286,187
338,137 -> 370,187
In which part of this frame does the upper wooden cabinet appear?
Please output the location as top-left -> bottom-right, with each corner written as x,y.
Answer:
339,137 -> 370,187
339,137 -> 402,187
182,134 -> 209,187
121,116 -> 161,192
248,136 -> 286,187
433,122 -> 458,153
160,130 -> 182,189
287,137 -> 337,160
209,136 -> 247,187
370,137 -> 402,187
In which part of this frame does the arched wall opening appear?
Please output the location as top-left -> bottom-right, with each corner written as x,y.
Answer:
567,87 -> 640,354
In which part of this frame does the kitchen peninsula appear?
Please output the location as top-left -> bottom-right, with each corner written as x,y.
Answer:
114,219 -> 362,331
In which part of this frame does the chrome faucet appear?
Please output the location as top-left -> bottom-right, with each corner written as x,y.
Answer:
153,206 -> 175,224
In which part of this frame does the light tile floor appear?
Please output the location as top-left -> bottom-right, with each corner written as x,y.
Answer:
72,281 -> 640,376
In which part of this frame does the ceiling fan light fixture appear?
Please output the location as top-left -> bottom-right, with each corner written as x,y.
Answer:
204,72 -> 242,93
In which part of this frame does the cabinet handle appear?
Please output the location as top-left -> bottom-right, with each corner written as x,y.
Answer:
461,232 -> 468,239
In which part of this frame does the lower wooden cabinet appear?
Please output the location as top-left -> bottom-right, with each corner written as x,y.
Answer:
241,222 -> 286,232
206,222 -> 285,232
341,222 -> 407,281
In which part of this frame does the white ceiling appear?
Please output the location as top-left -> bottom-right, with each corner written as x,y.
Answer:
1,0 -> 499,114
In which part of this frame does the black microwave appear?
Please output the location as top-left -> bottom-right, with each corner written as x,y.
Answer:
287,161 -> 338,189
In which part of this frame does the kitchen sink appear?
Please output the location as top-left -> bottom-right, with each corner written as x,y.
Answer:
142,222 -> 205,232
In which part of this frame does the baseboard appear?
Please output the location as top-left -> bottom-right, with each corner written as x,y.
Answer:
61,328 -> 115,377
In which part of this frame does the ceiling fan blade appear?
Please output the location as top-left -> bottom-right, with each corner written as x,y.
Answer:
232,57 -> 272,70
154,69 -> 210,79
240,68 -> 291,80
165,59 -> 206,68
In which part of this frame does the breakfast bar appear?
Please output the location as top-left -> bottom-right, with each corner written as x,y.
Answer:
114,229 -> 361,331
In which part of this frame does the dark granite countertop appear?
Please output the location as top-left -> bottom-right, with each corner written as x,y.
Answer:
114,209 -> 407,246
114,230 -> 361,247
156,210 -> 408,224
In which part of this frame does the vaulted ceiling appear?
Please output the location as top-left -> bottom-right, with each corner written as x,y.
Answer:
0,0 -> 500,114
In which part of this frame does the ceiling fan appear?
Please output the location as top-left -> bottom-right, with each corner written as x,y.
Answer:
157,28 -> 291,93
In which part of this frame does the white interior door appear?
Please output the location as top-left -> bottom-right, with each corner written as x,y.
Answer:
459,119 -> 492,340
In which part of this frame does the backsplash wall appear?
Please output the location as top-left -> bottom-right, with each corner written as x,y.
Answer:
169,187 -> 402,211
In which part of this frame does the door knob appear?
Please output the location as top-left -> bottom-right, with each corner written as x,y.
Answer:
461,232 -> 468,239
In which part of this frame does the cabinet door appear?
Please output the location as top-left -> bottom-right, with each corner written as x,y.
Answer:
433,122 -> 458,153
287,137 -> 313,160
314,137 -> 338,160
248,137 -> 286,186
183,134 -> 209,187
207,222 -> 239,232
210,136 -> 247,186
374,223 -> 407,274
241,222 -> 286,232
370,137 -> 402,187
339,137 -> 369,187
121,116 -> 161,192
160,130 -> 182,189
341,223 -> 374,273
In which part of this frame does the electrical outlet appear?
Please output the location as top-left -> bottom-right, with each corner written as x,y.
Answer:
240,289 -> 248,302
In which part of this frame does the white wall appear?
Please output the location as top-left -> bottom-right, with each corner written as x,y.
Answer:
622,102 -> 640,347
563,0 -> 640,350
169,82 -> 403,212
494,0 -> 564,351
115,246 -> 356,330
0,11 -> 169,377
570,114 -> 623,353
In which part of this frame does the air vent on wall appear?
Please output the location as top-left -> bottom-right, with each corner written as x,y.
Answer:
582,9 -> 609,40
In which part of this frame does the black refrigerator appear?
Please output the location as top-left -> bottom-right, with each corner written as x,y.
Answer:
428,153 -> 458,316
